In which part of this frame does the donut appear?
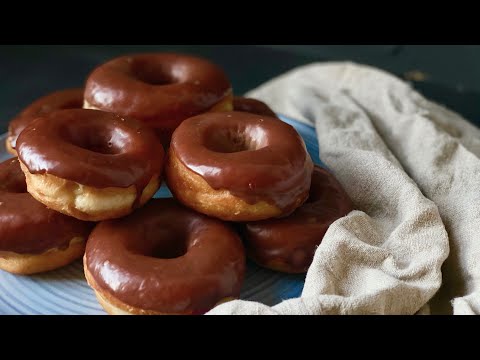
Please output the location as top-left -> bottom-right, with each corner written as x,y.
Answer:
6,88 -> 84,155
0,158 -> 93,275
233,96 -> 277,117
166,111 -> 314,222
16,109 -> 164,222
84,198 -> 245,315
244,165 -> 354,273
84,53 -> 233,144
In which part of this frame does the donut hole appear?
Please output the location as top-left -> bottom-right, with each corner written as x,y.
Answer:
205,127 -> 266,153
206,130 -> 248,153
130,60 -> 176,86
139,229 -> 188,259
150,239 -> 187,259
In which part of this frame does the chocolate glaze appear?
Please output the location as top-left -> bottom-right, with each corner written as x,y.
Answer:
244,166 -> 354,273
8,88 -> 84,149
85,198 -> 245,313
16,109 -> 164,202
233,96 -> 277,117
0,158 -> 94,254
84,53 -> 232,132
170,111 -> 314,214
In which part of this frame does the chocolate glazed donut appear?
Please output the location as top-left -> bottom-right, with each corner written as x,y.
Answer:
84,198 -> 245,315
16,109 -> 164,221
0,158 -> 93,275
166,111 -> 314,222
84,53 -> 233,144
244,165 -> 354,273
6,88 -> 84,155
233,96 -> 277,117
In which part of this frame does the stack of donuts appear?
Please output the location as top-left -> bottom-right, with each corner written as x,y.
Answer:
0,53 -> 353,315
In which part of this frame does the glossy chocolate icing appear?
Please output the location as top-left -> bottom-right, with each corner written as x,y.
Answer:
85,198 -> 245,313
84,53 -> 232,131
244,165 -> 354,273
8,88 -> 84,149
16,109 -> 164,197
0,158 -> 93,254
233,96 -> 277,117
170,111 -> 313,214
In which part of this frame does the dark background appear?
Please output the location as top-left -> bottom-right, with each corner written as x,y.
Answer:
1,45 -> 479,133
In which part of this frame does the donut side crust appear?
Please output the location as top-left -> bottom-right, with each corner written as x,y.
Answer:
0,237 -> 85,275
166,149 -> 286,222
19,161 -> 160,221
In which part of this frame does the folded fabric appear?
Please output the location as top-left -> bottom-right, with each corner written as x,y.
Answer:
207,62 -> 480,315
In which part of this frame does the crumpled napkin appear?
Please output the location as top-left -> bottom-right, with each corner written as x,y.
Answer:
207,62 -> 480,315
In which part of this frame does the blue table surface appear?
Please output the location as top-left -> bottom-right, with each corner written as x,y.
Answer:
0,45 -> 479,133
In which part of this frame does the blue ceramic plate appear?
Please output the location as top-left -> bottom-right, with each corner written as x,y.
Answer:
0,115 -> 320,314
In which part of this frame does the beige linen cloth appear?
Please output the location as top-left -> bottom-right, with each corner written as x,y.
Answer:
207,62 -> 480,315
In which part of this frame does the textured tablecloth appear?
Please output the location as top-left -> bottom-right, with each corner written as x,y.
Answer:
207,62 -> 480,315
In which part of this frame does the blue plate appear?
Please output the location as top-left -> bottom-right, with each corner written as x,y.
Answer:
0,115 -> 320,314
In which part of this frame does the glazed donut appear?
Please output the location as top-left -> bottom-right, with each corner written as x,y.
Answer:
84,198 -> 245,315
233,96 -> 277,117
166,111 -> 314,221
244,165 -> 354,273
6,88 -> 84,155
84,53 -> 233,144
0,158 -> 93,275
16,109 -> 164,222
